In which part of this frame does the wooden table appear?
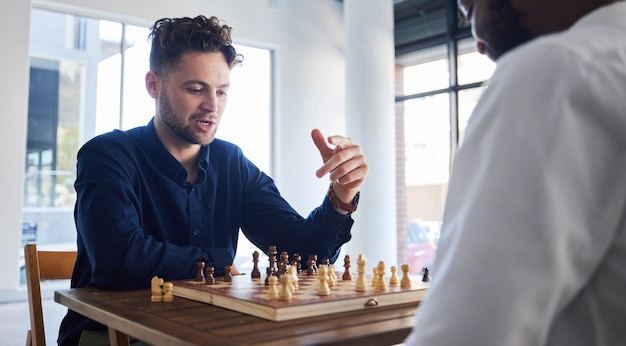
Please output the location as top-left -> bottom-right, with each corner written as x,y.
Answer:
55,288 -> 421,346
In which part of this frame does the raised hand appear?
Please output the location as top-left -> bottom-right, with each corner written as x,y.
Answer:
311,129 -> 368,204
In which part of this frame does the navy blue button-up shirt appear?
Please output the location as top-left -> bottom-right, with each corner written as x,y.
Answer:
59,119 -> 353,345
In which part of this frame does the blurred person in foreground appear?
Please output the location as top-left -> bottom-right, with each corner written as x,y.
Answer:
405,0 -> 626,345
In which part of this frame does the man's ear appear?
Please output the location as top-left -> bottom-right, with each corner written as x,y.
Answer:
145,71 -> 160,99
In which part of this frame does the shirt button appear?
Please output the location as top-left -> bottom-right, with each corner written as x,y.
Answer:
193,229 -> 200,236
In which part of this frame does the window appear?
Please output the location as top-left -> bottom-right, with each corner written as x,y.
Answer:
396,30 -> 494,275
457,38 -> 496,143
23,7 -> 272,280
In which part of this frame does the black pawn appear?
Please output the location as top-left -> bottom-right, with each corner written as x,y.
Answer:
195,261 -> 205,282
422,267 -> 431,282
205,266 -> 216,285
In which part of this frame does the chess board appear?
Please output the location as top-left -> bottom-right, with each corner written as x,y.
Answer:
171,271 -> 428,321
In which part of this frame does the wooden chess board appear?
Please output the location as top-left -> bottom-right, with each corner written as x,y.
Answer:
171,271 -> 428,321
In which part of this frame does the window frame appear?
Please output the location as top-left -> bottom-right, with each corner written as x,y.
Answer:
394,0 -> 493,270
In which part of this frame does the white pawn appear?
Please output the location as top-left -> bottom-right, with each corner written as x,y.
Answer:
267,275 -> 279,299
289,265 -> 299,292
162,282 -> 174,302
401,264 -> 412,288
374,261 -> 387,291
329,264 -> 337,287
325,264 -> 333,288
355,254 -> 367,292
317,264 -> 331,296
279,274 -> 293,301
389,265 -> 399,285
151,276 -> 164,302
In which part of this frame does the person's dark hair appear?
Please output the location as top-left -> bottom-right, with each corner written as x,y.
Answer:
148,15 -> 243,77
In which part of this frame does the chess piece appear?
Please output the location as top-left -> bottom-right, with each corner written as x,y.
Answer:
195,261 -> 205,282
266,275 -> 279,299
278,273 -> 293,301
328,264 -> 337,287
317,264 -> 331,296
342,255 -> 352,280
205,266 -> 216,285
151,276 -> 164,302
289,265 -> 299,292
251,251 -> 261,279
224,265 -> 233,282
292,253 -> 302,273
311,255 -> 318,273
265,267 -> 272,285
355,254 -> 367,292
280,251 -> 289,268
162,282 -> 174,302
422,267 -> 431,282
307,255 -> 318,276
310,255 -> 317,274
400,264 -> 411,288
389,265 -> 399,285
268,245 -> 278,275
371,267 -> 377,287
374,261 -> 387,291
278,262 -> 287,278
324,263 -> 332,288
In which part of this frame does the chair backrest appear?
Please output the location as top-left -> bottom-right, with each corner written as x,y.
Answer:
24,243 -> 76,346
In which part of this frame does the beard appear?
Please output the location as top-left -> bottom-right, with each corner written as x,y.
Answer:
158,88 -> 217,146
482,0 -> 535,61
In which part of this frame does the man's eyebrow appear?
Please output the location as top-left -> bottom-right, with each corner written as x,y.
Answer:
182,80 -> 230,88
182,80 -> 206,86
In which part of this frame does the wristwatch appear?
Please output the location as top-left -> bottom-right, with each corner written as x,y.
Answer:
327,183 -> 360,214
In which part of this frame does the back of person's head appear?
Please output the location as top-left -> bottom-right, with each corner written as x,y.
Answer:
149,15 -> 243,77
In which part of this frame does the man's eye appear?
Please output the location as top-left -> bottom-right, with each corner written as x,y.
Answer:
188,88 -> 203,93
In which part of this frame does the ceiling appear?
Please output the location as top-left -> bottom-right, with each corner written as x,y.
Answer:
336,0 -> 472,66
394,0 -> 447,25
337,0 -> 456,51
393,0 -> 451,49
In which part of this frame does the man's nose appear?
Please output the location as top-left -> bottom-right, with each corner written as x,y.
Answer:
201,93 -> 218,112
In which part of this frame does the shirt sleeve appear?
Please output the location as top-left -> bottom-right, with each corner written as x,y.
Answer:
74,137 -> 226,290
405,43 -> 624,345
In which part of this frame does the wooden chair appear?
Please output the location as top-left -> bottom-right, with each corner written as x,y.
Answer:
24,243 -> 76,346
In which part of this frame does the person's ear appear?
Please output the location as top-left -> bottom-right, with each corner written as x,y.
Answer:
145,71 -> 160,99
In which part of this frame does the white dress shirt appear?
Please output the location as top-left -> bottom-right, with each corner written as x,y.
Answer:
405,2 -> 626,345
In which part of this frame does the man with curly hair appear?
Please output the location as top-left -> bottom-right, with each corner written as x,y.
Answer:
58,15 -> 368,345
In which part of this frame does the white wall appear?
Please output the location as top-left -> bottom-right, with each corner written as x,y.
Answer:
0,0 -> 32,296
344,0 -> 397,267
0,0 -> 348,297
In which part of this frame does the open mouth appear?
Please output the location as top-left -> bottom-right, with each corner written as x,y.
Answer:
196,119 -> 215,131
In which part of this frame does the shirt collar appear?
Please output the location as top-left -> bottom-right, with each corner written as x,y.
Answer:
142,118 -> 209,186
196,145 -> 209,185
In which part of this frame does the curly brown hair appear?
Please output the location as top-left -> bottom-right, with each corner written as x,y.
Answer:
148,15 -> 244,77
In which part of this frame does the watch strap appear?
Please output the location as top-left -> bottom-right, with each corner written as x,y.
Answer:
327,183 -> 359,214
